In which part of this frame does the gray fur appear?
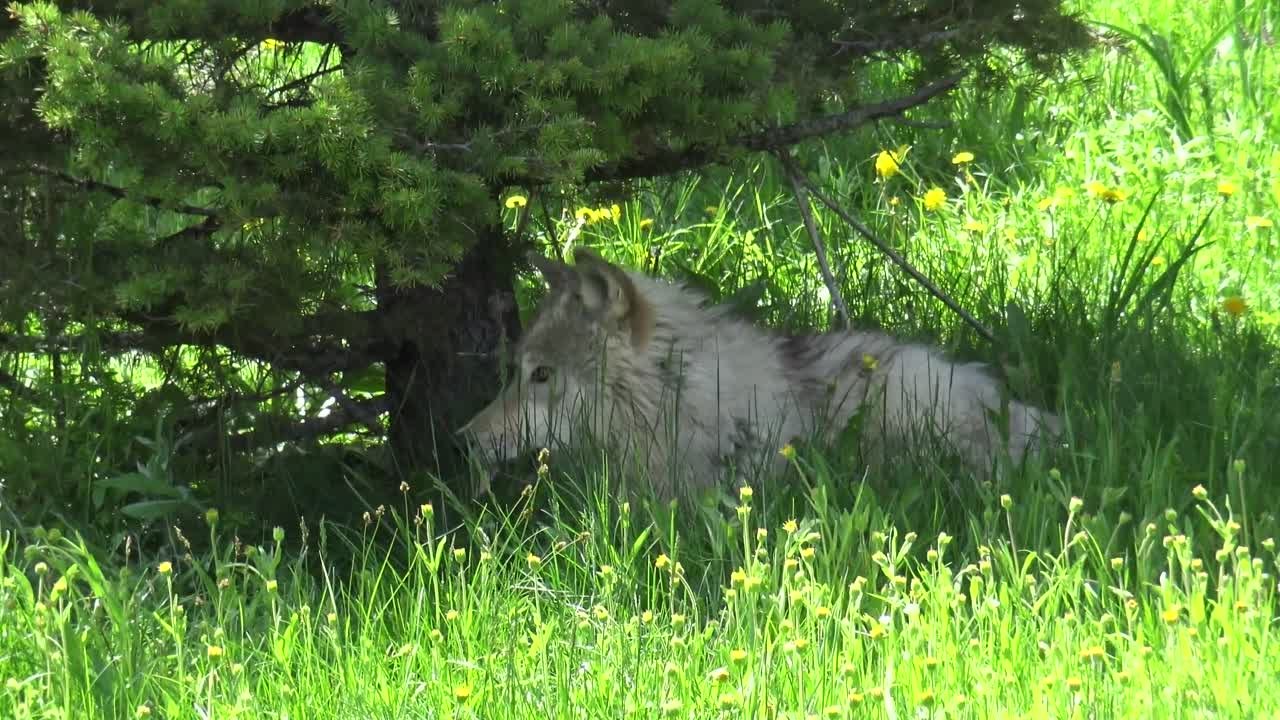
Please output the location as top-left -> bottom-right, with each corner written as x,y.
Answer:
460,249 -> 1062,499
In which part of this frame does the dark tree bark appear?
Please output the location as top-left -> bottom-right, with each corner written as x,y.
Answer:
376,225 -> 522,488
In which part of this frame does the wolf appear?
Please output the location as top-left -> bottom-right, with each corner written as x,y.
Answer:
460,248 -> 1062,500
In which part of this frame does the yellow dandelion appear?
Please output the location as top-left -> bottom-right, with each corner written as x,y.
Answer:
1161,606 -> 1181,624
816,606 -> 831,619
445,609 -> 459,622
861,353 -> 878,371
265,579 -> 278,593
261,38 -> 284,51
453,684 -> 472,701
1066,676 -> 1082,690
730,648 -> 749,664
1037,196 -> 1057,212
1150,255 -> 1166,268
888,196 -> 901,206
875,146 -> 909,179
661,699 -> 682,716
952,151 -> 975,165
730,568 -> 747,586
504,195 -> 528,209
452,547 -> 466,561
963,218 -> 989,232
1101,187 -> 1129,204
206,644 -> 224,658
599,564 -> 615,577
918,690 -> 935,707
783,518 -> 799,534
609,203 -> 621,220
639,218 -> 654,231
869,624 -> 886,639
526,552 -> 542,569
744,575 -> 764,591
823,705 -> 842,718
848,691 -> 865,704
1222,295 -> 1249,317
655,553 -> 671,569
922,187 -> 947,212
718,691 -> 740,708
671,613 -> 686,627
575,207 -> 593,223
420,503 -> 433,519
157,561 -> 172,575
705,205 -> 719,216
779,444 -> 796,461
592,605 -> 609,621
1216,181 -> 1238,198
1245,215 -> 1273,230
135,705 -> 152,718
709,666 -> 731,683
800,546 -> 816,560
1080,645 -> 1106,660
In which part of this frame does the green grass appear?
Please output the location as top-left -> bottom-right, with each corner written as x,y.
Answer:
5,0 -> 1280,717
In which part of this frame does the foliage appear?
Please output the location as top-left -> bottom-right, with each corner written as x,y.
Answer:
0,0 -> 1092,531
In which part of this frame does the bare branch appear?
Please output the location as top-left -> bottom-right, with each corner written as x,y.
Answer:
787,167 -> 998,346
776,149 -> 850,327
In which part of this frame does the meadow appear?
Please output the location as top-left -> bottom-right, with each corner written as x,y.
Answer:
3,0 -> 1280,717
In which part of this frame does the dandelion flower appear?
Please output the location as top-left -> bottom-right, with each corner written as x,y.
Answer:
705,205 -> 719,216
783,518 -> 799,534
709,666 -> 731,683
639,218 -> 654,231
1150,255 -> 1166,268
504,195 -> 528,209
963,218 -> 988,232
1161,606 -> 1181,624
861,353 -> 878,371
875,146 -> 909,179
453,684 -> 473,701
730,649 -> 749,664
655,553 -> 671,569
206,645 -> 224,658
952,151 -> 975,165
610,204 -> 621,220
922,187 -> 947,211
157,561 -> 172,575
575,207 -> 593,223
1245,215 -> 1273,230
1066,677 -> 1082,690
1216,181 -> 1238,198
779,444 -> 796,460
526,552 -> 542,569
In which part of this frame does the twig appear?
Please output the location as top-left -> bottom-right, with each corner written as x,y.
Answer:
776,149 -> 850,327
316,375 -> 386,437
788,167 -> 998,346
21,164 -> 218,218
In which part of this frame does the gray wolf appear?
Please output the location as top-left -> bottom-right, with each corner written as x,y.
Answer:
460,248 -> 1062,499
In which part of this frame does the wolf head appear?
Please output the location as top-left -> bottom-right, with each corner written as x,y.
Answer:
459,248 -> 655,469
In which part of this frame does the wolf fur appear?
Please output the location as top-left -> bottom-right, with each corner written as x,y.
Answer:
460,248 -> 1062,499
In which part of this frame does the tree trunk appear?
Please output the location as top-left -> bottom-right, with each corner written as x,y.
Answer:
376,225 -> 522,493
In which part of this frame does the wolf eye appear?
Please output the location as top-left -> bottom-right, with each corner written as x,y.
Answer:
530,365 -> 553,383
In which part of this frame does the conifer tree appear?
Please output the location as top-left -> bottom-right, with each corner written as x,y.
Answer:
0,1 -> 1090,511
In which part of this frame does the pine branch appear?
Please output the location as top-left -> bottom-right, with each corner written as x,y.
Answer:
21,164 -> 219,218
580,73 -> 964,184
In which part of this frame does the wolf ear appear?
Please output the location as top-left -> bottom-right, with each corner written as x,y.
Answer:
572,248 -> 654,349
526,251 -> 577,291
